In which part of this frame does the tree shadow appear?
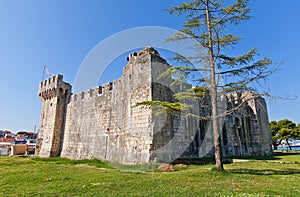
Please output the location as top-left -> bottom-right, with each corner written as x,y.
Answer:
172,152 -> 300,166
227,168 -> 300,175
274,151 -> 300,156
227,155 -> 280,161
226,152 -> 300,162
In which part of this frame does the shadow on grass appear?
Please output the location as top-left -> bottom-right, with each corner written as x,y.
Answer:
227,168 -> 300,175
226,155 -> 279,161
173,152 -> 300,166
224,152 -> 300,162
32,157 -> 161,172
273,151 -> 300,156
31,157 -> 113,169
104,160 -> 161,172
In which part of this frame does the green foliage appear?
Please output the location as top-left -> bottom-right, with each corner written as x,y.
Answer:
135,100 -> 189,114
166,0 -> 273,95
146,0 -> 275,121
140,0 -> 274,117
270,120 -> 281,146
174,86 -> 209,100
270,119 -> 300,149
270,120 -> 280,134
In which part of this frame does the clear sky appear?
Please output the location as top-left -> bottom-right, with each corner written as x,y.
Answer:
0,0 -> 300,132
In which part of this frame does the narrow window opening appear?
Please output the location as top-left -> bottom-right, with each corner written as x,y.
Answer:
108,82 -> 113,91
98,86 -> 102,94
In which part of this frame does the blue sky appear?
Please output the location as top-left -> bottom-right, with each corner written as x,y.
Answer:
0,0 -> 299,132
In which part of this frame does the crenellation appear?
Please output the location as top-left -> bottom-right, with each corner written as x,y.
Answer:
102,82 -> 113,92
73,94 -> 77,102
36,47 -> 273,164
88,89 -> 94,97
97,86 -> 103,95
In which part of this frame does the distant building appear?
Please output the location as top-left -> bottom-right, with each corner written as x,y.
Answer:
0,130 -> 15,142
16,131 -> 38,139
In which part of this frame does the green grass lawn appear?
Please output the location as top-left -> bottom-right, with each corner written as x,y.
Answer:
0,152 -> 299,196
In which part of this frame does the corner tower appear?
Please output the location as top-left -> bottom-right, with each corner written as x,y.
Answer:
36,74 -> 71,157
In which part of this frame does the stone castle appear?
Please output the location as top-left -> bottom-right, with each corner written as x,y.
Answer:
36,47 -> 273,164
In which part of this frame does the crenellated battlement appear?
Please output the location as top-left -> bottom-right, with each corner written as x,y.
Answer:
126,46 -> 166,66
71,81 -> 115,102
39,74 -> 63,88
38,74 -> 71,101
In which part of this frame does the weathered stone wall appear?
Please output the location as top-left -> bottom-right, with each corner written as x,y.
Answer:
61,48 -> 155,164
37,47 -> 273,163
36,75 -> 71,157
222,92 -> 273,157
249,96 -> 273,155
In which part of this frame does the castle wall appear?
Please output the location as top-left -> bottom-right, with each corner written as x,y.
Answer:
61,49 -> 155,164
149,54 -> 214,161
249,97 -> 273,155
222,92 -> 273,157
37,47 -> 273,164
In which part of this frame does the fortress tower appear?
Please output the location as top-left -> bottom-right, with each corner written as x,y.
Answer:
36,75 -> 71,157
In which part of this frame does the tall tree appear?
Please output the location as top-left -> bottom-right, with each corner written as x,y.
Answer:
278,119 -> 296,150
138,0 -> 273,170
167,0 -> 273,170
271,119 -> 300,150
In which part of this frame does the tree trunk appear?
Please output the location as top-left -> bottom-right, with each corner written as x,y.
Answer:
205,0 -> 223,170
272,141 -> 278,150
286,140 -> 292,150
212,107 -> 223,169
273,139 -> 281,150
